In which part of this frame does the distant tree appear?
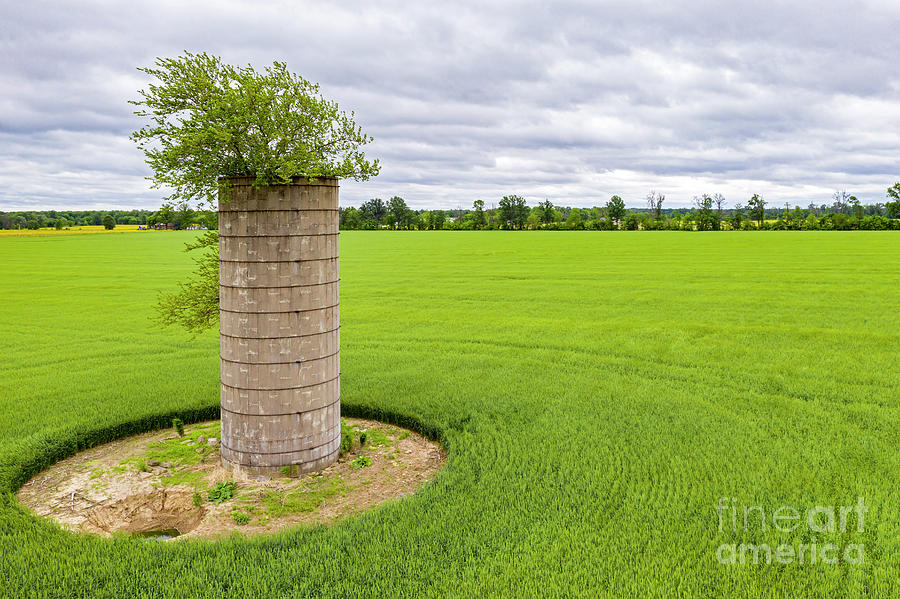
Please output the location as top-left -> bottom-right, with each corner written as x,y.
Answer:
730,204 -> 745,230
801,213 -> 819,230
360,198 -> 387,225
848,195 -> 863,219
26,219 -> 39,230
471,199 -> 486,229
387,196 -> 410,229
747,194 -> 766,228
886,199 -> 900,220
565,208 -> 583,229
151,205 -> 175,228
693,195 -> 719,231
646,191 -> 665,220
102,214 -> 116,230
606,195 -> 626,228
623,212 -> 640,230
887,183 -> 900,220
172,201 -> 195,229
538,200 -> 555,224
832,190 -> 850,214
339,207 -> 362,230
431,210 -> 445,230
713,194 -> 726,220
888,182 -> 900,201
498,195 -> 528,229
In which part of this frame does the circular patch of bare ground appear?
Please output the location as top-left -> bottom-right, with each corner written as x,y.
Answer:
16,418 -> 445,540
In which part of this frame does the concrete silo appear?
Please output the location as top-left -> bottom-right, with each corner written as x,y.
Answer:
218,177 -> 340,475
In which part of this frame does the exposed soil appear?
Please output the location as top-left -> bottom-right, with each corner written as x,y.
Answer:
16,418 -> 445,540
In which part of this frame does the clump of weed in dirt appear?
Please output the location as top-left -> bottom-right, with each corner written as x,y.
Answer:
351,456 -> 372,469
208,481 -> 236,504
339,432 -> 353,457
192,492 -> 203,507
364,428 -> 389,447
232,511 -> 250,525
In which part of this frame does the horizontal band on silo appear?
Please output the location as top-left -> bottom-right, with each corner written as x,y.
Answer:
218,255 -> 338,264
220,352 -> 340,390
219,181 -> 339,205
218,279 -> 339,289
218,231 -> 338,239
219,234 -> 338,262
220,424 -> 339,455
219,281 -> 339,313
220,327 -> 339,344
220,435 -> 340,461
220,257 -> 338,287
219,398 -> 340,419
220,434 -> 341,463
218,346 -> 339,366
220,329 -> 338,364
221,377 -> 339,415
220,306 -> 339,338
220,210 -> 339,237
219,373 -> 340,393
220,435 -> 341,468
218,302 -> 339,314
220,404 -> 339,453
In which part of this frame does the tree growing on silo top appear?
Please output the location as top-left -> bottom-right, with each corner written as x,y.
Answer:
131,52 -> 379,475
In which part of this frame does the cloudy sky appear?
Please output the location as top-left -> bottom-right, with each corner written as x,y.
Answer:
2,0 -> 899,210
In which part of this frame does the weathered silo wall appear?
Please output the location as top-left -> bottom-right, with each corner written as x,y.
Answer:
218,176 -> 340,475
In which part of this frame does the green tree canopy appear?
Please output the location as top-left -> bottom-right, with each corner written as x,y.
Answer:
887,183 -> 900,219
606,195 -> 626,226
130,52 -> 380,206
156,232 -> 220,333
387,196 -> 411,229
360,198 -> 387,224
498,195 -> 528,229
748,193 -> 766,227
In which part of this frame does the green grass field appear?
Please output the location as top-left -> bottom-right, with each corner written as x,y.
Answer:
1,231 -> 899,597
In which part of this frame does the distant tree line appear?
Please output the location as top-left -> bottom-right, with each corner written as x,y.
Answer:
0,205 -> 217,231
340,185 -> 900,231
0,209 -> 152,230
6,184 -> 899,232
145,202 -> 217,230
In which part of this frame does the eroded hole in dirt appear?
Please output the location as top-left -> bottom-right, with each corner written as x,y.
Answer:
17,418 -> 445,540
83,489 -> 205,537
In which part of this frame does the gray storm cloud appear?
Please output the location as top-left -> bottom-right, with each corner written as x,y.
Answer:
1,0 -> 898,210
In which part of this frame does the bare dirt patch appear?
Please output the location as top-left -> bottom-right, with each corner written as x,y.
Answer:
16,418 -> 445,540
